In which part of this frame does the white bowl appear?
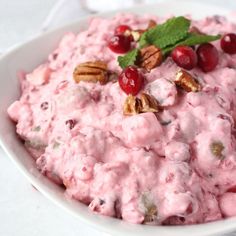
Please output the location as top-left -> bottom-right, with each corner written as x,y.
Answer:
0,1 -> 235,235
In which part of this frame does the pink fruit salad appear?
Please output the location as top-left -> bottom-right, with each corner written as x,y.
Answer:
7,13 -> 236,225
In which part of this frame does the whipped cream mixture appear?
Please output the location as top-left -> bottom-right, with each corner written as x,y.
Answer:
8,14 -> 236,225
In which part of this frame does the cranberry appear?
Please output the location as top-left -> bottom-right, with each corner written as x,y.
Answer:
65,119 -> 76,129
197,43 -> 219,72
227,186 -> 236,193
171,46 -> 197,70
118,66 -> 143,95
115,25 -> 131,35
221,33 -> 236,54
40,102 -> 49,110
108,34 -> 132,54
115,25 -> 133,41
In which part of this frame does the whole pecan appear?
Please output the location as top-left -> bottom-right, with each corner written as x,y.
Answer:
175,69 -> 201,92
138,45 -> 162,72
73,61 -> 108,84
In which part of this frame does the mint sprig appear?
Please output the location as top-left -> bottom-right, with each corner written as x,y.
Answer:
118,48 -> 139,69
162,33 -> 221,55
140,16 -> 190,49
117,16 -> 221,69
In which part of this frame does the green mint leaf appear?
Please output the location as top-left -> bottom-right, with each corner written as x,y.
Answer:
162,33 -> 221,55
118,48 -> 139,69
177,33 -> 221,46
139,32 -> 148,48
140,16 -> 190,49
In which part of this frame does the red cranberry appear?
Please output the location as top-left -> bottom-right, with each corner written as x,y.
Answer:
40,102 -> 49,110
171,46 -> 197,70
115,25 -> 133,41
115,25 -> 131,35
108,34 -> 132,54
65,119 -> 76,129
197,43 -> 219,72
118,66 -> 143,95
221,33 -> 236,54
227,186 -> 236,193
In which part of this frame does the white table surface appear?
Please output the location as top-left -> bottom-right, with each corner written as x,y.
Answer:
1,1 -> 236,236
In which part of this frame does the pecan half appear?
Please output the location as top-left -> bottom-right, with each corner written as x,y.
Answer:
73,61 -> 108,84
138,45 -> 162,71
123,93 -> 159,115
140,93 -> 159,112
175,69 -> 201,92
123,95 -> 142,115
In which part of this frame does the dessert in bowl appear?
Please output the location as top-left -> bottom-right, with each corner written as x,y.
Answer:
1,1 -> 236,235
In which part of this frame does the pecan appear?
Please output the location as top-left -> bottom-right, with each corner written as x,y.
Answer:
144,204 -> 158,223
131,30 -> 142,41
140,93 -> 159,112
210,141 -> 225,159
175,69 -> 201,92
140,192 -> 158,223
131,20 -> 157,41
73,61 -> 108,84
123,95 -> 142,115
138,45 -> 162,71
147,19 -> 157,29
123,93 -> 159,115
108,71 -> 118,83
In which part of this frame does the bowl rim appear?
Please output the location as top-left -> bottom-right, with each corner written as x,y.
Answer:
1,1 -> 236,235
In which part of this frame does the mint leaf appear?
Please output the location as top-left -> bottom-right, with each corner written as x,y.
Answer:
162,33 -> 221,55
118,48 -> 139,69
140,16 -> 190,49
177,33 -> 221,46
139,33 -> 148,48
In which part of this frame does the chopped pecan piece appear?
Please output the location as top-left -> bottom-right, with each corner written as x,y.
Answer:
147,19 -> 157,29
131,20 -> 157,42
144,204 -> 158,223
175,69 -> 201,92
210,141 -> 225,159
123,95 -> 142,115
123,93 -> 159,115
140,192 -> 158,223
140,93 -> 159,112
138,45 -> 162,71
108,71 -> 118,83
73,61 -> 108,84
131,31 -> 142,41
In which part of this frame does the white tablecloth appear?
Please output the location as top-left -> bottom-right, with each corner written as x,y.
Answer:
1,1 -> 236,236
